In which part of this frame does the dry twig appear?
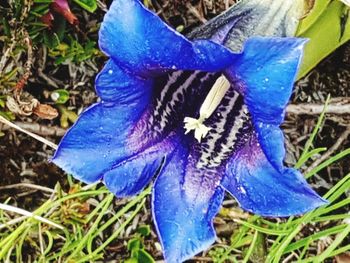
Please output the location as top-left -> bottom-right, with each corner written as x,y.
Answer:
0,121 -> 66,137
0,115 -> 58,149
287,99 -> 350,115
305,127 -> 350,174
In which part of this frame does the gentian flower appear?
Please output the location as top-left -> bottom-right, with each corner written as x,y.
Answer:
51,0 -> 78,25
52,0 -> 327,262
41,0 -> 78,28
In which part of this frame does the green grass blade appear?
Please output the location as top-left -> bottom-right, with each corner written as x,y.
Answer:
295,147 -> 327,169
298,95 -> 330,163
305,148 -> 350,179
315,224 -> 350,263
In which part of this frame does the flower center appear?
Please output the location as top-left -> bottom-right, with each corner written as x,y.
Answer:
184,75 -> 231,142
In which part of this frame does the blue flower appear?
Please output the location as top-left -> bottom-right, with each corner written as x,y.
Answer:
52,0 -> 327,262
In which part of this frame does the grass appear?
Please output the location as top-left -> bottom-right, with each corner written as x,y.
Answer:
0,182 -> 151,262
0,99 -> 349,262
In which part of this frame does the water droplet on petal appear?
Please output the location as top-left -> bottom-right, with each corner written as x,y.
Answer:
239,186 -> 246,194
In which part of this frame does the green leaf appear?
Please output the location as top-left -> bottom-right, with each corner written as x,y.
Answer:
1,17 -> 11,37
34,0 -> 53,3
72,0 -> 97,13
136,225 -> 151,237
125,259 -> 138,263
56,16 -> 67,41
137,249 -> 155,263
127,238 -> 141,252
0,111 -> 15,121
43,31 -> 61,49
30,3 -> 50,15
297,2 -> 350,79
51,89 -> 70,104
296,0 -> 332,35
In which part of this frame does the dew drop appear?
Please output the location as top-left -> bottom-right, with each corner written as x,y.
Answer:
108,69 -> 113,74
239,186 -> 246,194
51,92 -> 59,101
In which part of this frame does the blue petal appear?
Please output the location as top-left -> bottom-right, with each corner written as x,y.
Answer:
48,106 -> 119,181
254,122 -> 285,171
103,137 -> 176,197
52,57 -> 168,191
95,59 -> 153,103
227,37 -> 306,124
52,103 -> 134,183
152,140 -> 224,262
99,0 -> 237,75
222,135 -> 327,217
226,37 -> 306,169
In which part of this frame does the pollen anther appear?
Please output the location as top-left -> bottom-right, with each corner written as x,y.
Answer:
184,75 -> 231,142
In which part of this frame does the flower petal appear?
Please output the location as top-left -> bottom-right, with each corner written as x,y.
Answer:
95,59 -> 153,103
226,37 -> 306,169
188,0 -> 303,50
52,60 -> 160,186
51,0 -> 78,25
103,136 -> 176,197
222,134 -> 327,217
152,139 -> 224,262
99,0 -> 237,76
52,103 -> 141,183
227,36 -> 306,122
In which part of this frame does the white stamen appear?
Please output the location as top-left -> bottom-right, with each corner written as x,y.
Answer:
184,75 -> 231,142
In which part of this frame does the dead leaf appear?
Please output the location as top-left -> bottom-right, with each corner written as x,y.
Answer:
335,253 -> 350,263
33,104 -> 58,120
6,95 -> 39,116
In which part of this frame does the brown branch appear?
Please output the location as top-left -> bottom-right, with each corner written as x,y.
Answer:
286,99 -> 350,115
304,127 -> 350,174
0,121 -> 66,137
0,183 -> 55,193
186,2 -> 207,23
14,30 -> 33,93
